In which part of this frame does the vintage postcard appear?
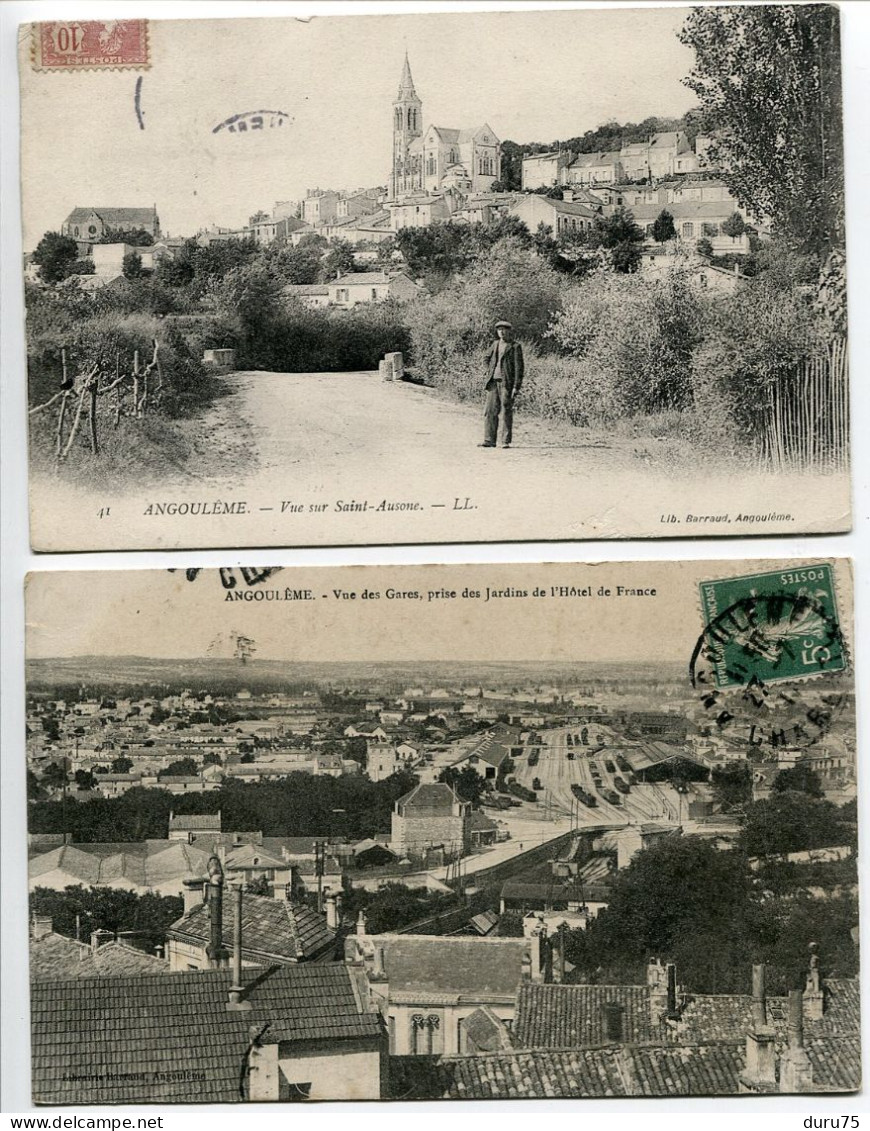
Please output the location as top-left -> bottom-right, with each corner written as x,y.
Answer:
19,6 -> 849,551
24,560 -> 858,1102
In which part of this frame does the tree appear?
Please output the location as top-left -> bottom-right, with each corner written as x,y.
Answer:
30,885 -> 182,952
110,756 -> 134,774
318,238 -> 355,282
32,232 -> 80,284
98,227 -> 155,247
652,209 -> 677,243
567,836 -> 753,992
589,209 -> 645,273
122,252 -> 143,280
160,757 -> 199,778
772,763 -> 824,799
738,792 -> 850,856
711,761 -> 752,811
680,5 -> 843,259
696,237 -> 714,259
27,770 -> 47,801
74,770 -> 97,791
438,765 -> 485,806
41,762 -> 68,790
721,212 -> 746,241
203,751 -> 223,767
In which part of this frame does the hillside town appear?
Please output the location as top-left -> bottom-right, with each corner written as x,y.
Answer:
26,659 -> 858,1102
27,54 -> 762,302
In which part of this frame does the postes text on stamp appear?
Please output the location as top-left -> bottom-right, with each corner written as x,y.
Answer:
33,21 -> 149,71
694,564 -> 844,690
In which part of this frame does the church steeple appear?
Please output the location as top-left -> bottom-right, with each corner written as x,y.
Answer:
391,53 -> 423,198
397,52 -> 418,100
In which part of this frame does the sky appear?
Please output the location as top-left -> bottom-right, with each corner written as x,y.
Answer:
19,8 -> 697,245
25,560 -> 852,666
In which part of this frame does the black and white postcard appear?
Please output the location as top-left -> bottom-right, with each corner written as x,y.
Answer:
19,6 -> 850,550
24,560 -> 858,1101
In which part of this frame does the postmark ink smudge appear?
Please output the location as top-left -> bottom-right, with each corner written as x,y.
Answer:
134,76 -> 144,130
212,110 -> 290,135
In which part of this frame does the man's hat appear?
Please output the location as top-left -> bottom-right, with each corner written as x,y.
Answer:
495,320 -> 512,329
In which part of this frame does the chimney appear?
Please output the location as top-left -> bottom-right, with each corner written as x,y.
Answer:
804,943 -> 825,1020
603,1002 -> 624,1042
562,187 -> 574,203
90,928 -> 112,952
325,894 -> 339,931
647,957 -> 667,1017
370,945 -> 387,983
226,883 -> 252,1012
528,925 -> 547,984
665,962 -> 679,1020
206,854 -> 229,968
780,989 -> 813,1092
182,877 -> 207,916
30,915 -> 53,941
740,964 -> 776,1091
154,944 -> 165,959
356,910 -> 367,937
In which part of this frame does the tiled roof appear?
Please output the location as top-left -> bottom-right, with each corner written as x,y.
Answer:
460,1007 -> 514,1053
65,206 -> 157,226
332,271 -> 414,287
168,892 -> 334,962
31,965 -> 381,1104
168,813 -> 221,830
284,284 -> 329,296
28,931 -> 90,981
370,934 -> 527,997
30,846 -> 102,884
625,1042 -> 745,1094
396,782 -> 460,813
514,983 -> 665,1048
71,940 -> 170,978
390,1048 -> 629,1099
805,1034 -> 861,1091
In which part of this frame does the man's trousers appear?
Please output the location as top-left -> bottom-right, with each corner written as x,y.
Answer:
483,380 -> 513,446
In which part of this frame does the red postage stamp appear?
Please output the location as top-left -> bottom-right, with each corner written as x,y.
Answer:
32,20 -> 149,71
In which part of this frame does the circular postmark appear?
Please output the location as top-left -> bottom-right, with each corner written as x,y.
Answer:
690,588 -> 849,752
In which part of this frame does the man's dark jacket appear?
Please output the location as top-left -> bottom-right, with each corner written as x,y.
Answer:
485,339 -> 524,395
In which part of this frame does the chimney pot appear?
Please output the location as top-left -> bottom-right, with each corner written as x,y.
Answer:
665,962 -> 679,1019
751,963 -> 767,1029
787,988 -> 804,1050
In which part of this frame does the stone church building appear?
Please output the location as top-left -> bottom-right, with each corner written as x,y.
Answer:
389,54 -> 501,199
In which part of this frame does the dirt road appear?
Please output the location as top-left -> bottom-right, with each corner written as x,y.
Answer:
214,369 -> 631,486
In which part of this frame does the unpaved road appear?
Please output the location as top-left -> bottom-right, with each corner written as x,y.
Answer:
211,369 -> 634,485
31,368 -> 851,549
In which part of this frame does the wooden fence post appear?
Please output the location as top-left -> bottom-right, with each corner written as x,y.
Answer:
132,349 -> 140,417
88,378 -> 99,454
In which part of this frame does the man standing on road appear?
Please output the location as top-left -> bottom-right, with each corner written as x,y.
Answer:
480,319 -> 524,449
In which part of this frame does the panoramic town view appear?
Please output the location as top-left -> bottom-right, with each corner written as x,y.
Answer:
27,648 -> 858,1101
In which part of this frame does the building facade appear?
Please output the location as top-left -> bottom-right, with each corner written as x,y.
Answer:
389,55 -> 501,199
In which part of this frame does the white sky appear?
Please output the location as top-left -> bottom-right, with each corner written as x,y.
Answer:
24,561 -> 853,665
19,8 -> 696,245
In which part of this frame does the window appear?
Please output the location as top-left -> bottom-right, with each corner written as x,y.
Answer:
682,222 -> 694,238
74,227 -> 79,236
336,288 -> 349,303
371,289 -> 378,301
88,225 -> 97,235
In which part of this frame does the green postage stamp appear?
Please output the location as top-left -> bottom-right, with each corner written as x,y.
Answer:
695,563 -> 845,690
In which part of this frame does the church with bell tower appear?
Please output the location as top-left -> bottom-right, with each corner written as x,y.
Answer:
388,53 -> 502,200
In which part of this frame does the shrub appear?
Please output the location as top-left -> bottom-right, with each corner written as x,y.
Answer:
546,264 -> 702,417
